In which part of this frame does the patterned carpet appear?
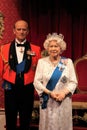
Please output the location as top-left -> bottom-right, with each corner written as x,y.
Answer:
73,109 -> 87,128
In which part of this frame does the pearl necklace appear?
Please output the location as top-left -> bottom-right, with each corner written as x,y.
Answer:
52,61 -> 59,66
49,56 -> 61,67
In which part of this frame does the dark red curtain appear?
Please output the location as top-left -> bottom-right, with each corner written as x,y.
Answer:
16,0 -> 87,61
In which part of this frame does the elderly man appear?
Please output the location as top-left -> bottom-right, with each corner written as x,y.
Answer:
0,20 -> 41,130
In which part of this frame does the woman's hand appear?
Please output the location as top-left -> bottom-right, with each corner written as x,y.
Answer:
50,91 -> 58,99
55,91 -> 66,101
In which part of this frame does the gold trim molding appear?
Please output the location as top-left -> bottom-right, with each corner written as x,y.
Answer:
0,12 -> 4,39
72,102 -> 87,109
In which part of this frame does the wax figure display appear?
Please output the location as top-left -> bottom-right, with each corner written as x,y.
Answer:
34,33 -> 78,130
0,20 -> 41,130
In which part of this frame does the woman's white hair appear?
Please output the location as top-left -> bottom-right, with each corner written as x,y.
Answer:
43,33 -> 66,52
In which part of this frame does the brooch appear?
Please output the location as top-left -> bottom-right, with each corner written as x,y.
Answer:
60,75 -> 68,83
58,62 -> 66,71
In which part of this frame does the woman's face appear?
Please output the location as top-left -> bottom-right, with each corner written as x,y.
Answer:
47,40 -> 61,58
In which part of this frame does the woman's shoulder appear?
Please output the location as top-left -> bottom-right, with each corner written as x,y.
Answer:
61,56 -> 73,65
38,56 -> 49,63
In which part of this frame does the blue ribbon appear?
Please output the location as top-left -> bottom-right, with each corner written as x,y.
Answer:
41,59 -> 65,109
16,60 -> 26,74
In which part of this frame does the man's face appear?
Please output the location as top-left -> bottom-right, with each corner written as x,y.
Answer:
13,21 -> 29,42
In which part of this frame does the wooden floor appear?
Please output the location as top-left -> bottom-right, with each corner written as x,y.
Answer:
0,114 -> 5,130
